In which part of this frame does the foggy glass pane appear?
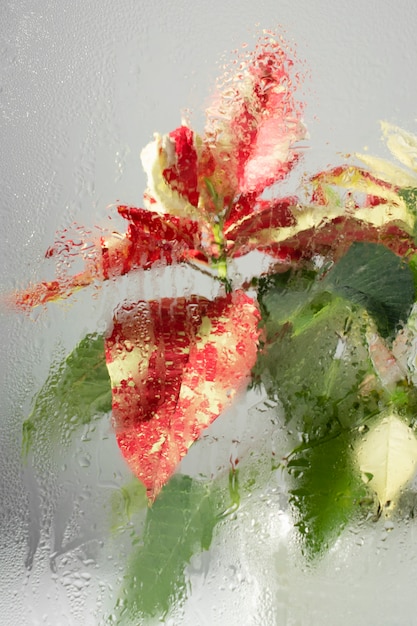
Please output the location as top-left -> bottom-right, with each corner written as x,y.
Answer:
2,2 -> 417,624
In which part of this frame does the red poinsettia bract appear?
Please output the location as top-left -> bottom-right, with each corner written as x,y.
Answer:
105,290 -> 261,501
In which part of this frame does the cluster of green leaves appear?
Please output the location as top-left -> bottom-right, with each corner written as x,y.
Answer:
254,242 -> 417,555
22,242 -> 417,621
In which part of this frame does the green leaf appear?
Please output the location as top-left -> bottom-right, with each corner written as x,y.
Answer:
407,253 -> 417,296
204,177 -> 220,209
256,266 -> 319,335
398,187 -> 417,225
323,242 -> 415,337
114,474 -> 223,623
288,432 -> 368,557
356,412 -> 417,509
255,293 -> 380,440
254,283 -> 384,556
109,477 -> 148,531
23,333 -> 111,457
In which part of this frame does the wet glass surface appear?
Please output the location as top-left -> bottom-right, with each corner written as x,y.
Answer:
2,2 -> 417,624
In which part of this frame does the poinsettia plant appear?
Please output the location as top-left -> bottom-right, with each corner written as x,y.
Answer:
11,32 -> 417,622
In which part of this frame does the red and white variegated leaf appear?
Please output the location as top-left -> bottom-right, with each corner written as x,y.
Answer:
223,184 -> 417,267
225,196 -> 299,256
257,213 -> 416,263
141,130 -> 205,220
105,290 -> 262,501
161,126 -> 200,207
101,205 -> 208,279
311,165 -> 407,206
12,205 -> 208,310
205,35 -> 306,197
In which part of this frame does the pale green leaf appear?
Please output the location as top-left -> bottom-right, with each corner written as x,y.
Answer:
381,121 -> 417,173
355,152 -> 417,187
356,413 -> 417,508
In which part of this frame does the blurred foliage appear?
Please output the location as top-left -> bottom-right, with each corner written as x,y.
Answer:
288,432 -> 368,555
22,333 -> 111,458
255,293 -> 380,437
109,477 -> 148,531
113,474 -> 225,623
323,242 -> 415,338
254,242 -> 417,556
21,242 -> 417,597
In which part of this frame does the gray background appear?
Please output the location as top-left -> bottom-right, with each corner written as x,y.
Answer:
1,1 -> 417,624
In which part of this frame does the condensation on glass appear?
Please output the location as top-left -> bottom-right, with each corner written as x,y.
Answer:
2,2 -> 417,625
